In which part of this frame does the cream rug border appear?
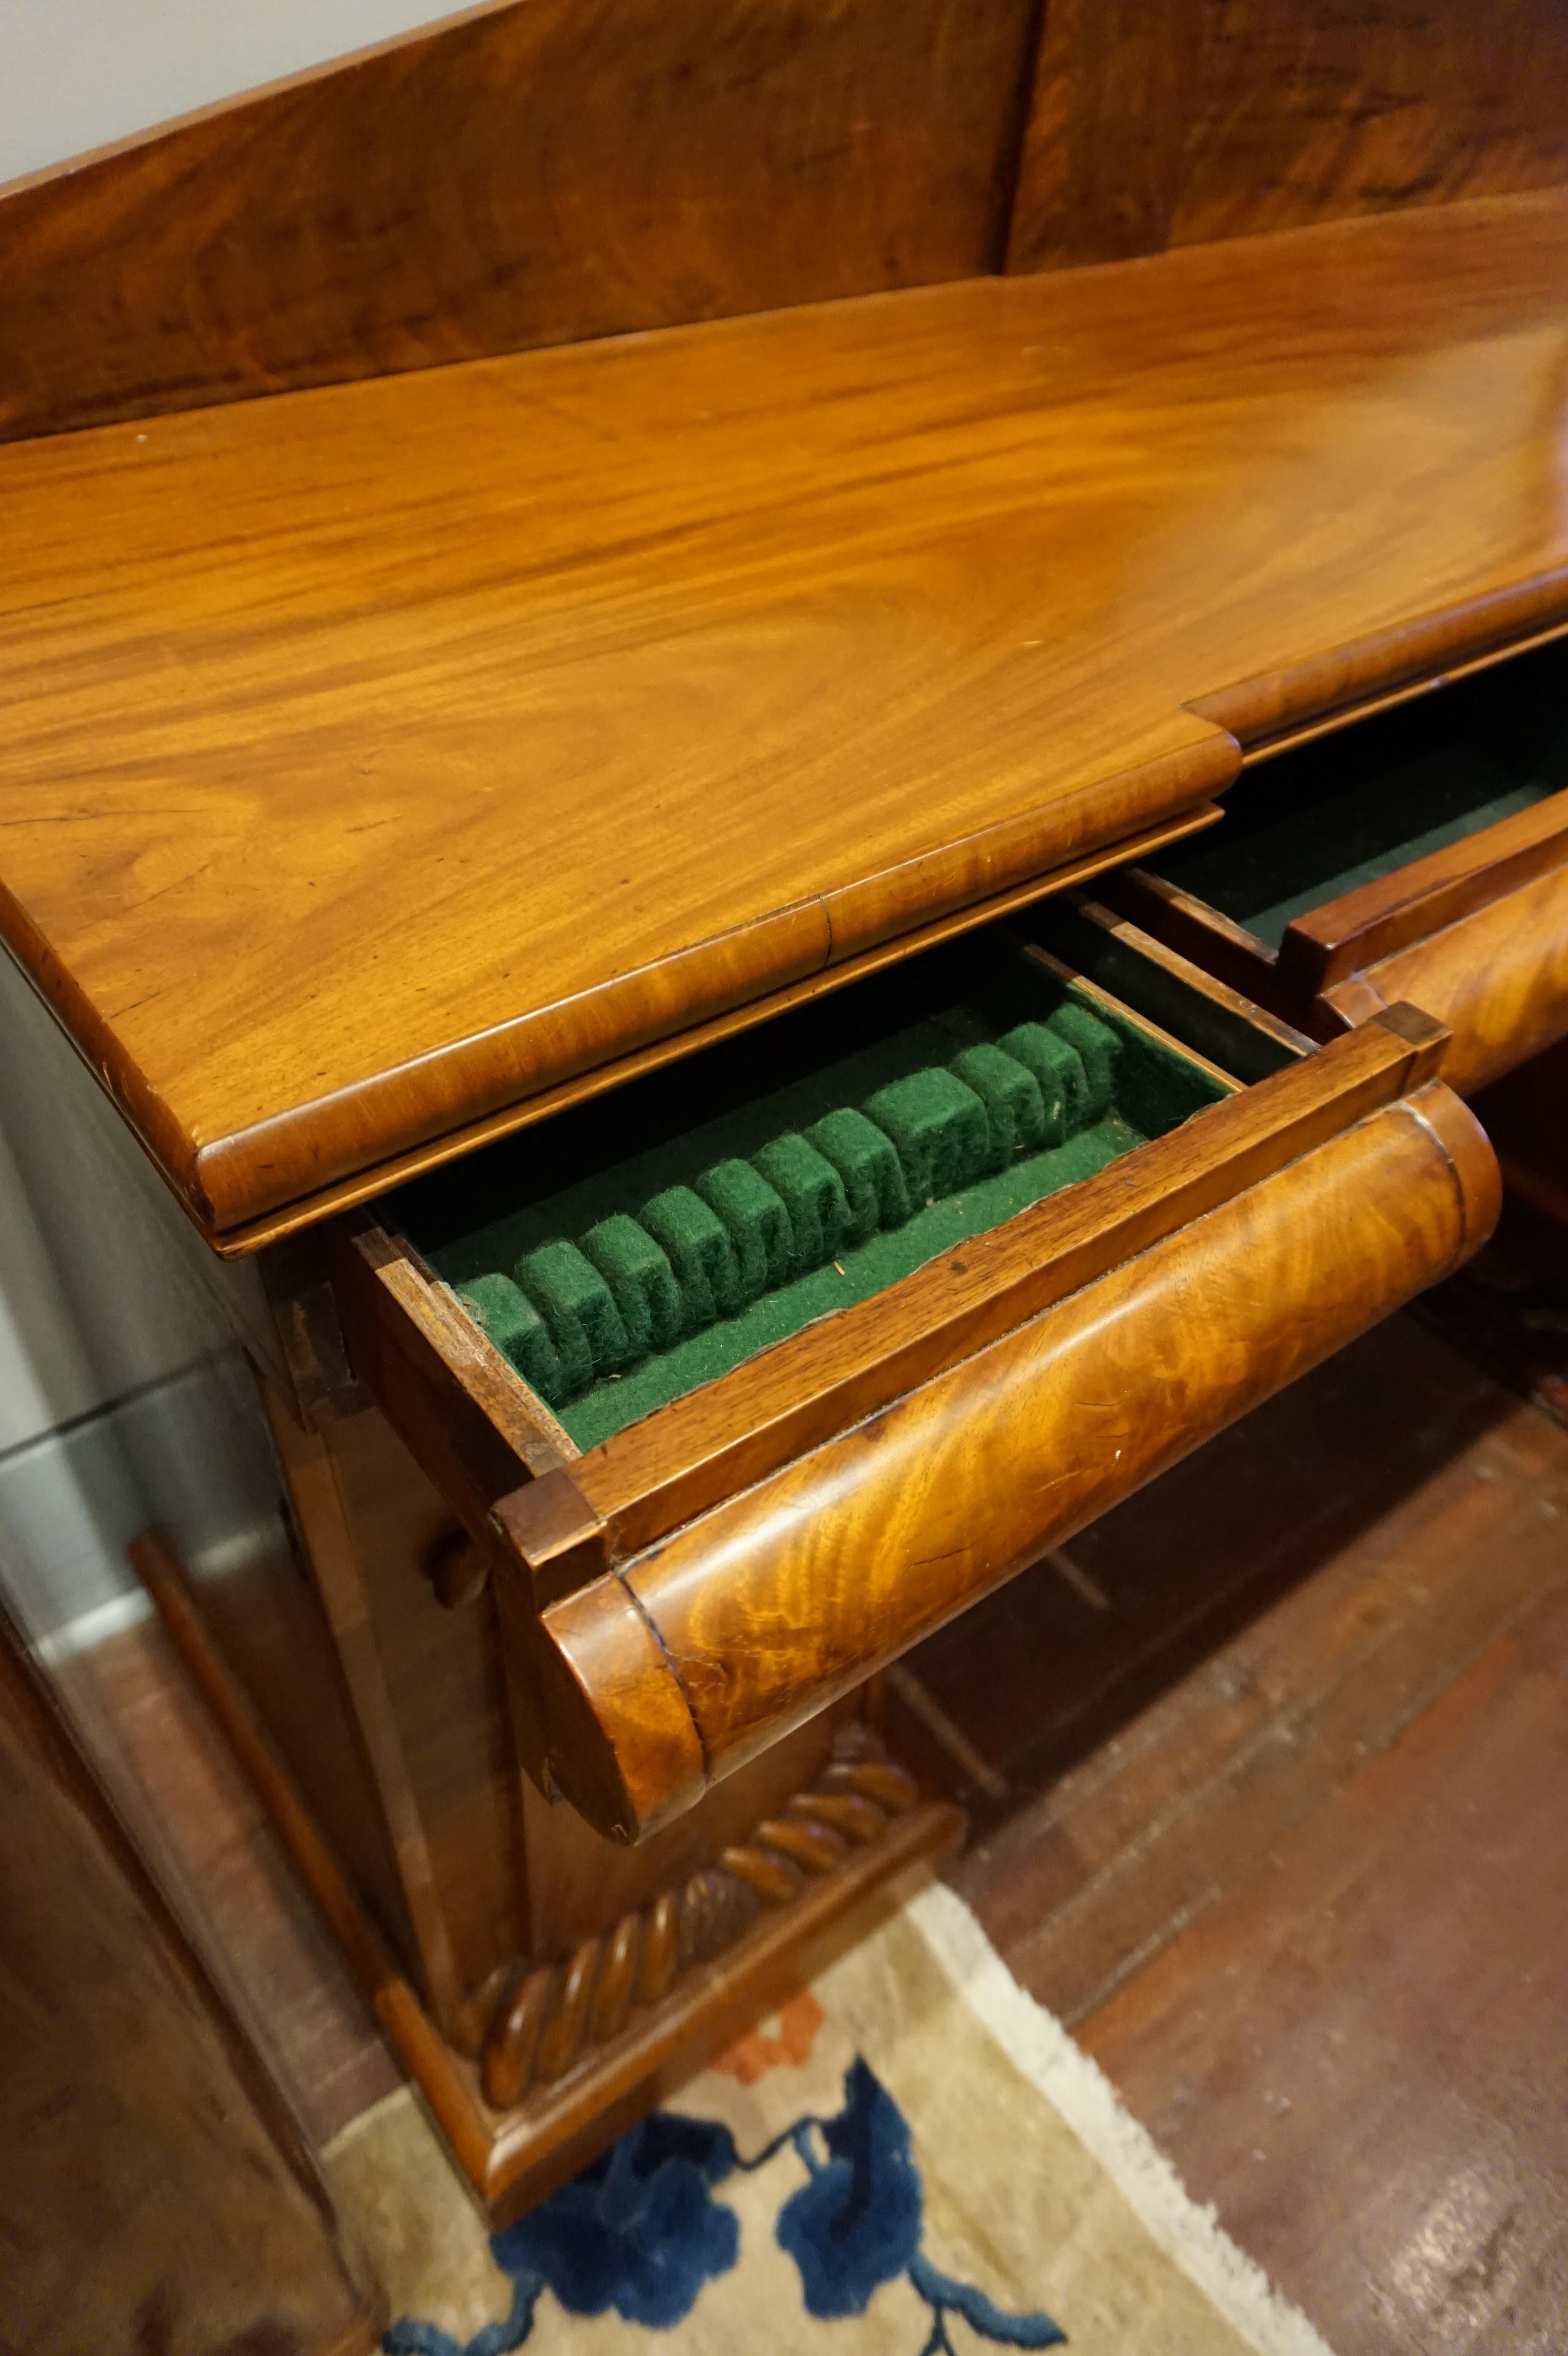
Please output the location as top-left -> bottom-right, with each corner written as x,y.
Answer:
907,1884 -> 1333,2356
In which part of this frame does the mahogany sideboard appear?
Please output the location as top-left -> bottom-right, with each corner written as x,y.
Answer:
3,1 -> 1567,2221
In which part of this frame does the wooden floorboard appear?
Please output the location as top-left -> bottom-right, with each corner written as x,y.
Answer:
1078,1577 -> 1568,2354
899,1309 -> 1568,2352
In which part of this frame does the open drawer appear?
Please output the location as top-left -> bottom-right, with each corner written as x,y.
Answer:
329,909 -> 1498,1845
1103,635 -> 1568,1097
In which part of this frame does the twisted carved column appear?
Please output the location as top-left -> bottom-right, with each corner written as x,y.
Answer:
472,1732 -> 918,2111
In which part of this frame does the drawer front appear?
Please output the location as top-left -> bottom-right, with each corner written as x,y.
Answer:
332,934 -> 1499,1844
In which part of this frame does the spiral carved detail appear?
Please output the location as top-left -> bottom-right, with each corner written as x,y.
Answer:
477,1735 -> 917,2111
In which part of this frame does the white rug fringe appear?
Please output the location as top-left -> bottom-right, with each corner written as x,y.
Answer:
908,1882 -> 1336,2356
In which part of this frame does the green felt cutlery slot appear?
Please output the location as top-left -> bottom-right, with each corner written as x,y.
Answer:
387,929 -> 1232,1450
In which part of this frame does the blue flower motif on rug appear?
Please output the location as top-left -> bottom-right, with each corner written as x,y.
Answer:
776,2061 -> 1064,2353
495,2114 -> 740,2329
383,2062 -> 1063,2354
776,2057 -> 928,2313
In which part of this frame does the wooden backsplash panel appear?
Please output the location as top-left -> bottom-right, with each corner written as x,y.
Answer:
1008,0 -> 1568,273
0,0 -> 1041,441
1171,0 -> 1568,247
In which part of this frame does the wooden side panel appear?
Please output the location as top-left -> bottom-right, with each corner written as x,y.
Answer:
0,0 -> 1040,442
1007,0 -> 1568,272
273,1399 -> 528,2024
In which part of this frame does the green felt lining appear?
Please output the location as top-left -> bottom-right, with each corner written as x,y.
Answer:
404,944 -> 1228,1450
863,1068 -> 989,1206
554,1111 -> 1144,1449
458,1272 -> 563,1403
694,1160 -> 793,1301
516,1240 -> 627,1390
582,1214 -> 684,1355
752,1135 -> 850,1273
1150,636 -> 1568,950
950,1043 -> 1047,1169
641,1188 -> 741,1330
806,1108 -> 910,1241
996,1022 -> 1083,1139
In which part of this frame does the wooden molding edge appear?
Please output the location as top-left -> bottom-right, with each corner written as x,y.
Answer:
1193,568 -> 1568,755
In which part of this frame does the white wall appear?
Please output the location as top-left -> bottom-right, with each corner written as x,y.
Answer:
0,0 -> 474,188
0,953 -> 288,1646
0,1124 -> 101,1454
0,0 -> 471,1636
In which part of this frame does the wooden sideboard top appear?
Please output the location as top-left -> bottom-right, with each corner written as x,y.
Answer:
3,187 -> 1568,1245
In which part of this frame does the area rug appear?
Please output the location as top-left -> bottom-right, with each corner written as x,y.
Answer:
325,1885 -> 1332,2356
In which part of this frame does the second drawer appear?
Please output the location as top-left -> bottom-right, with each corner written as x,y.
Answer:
1104,634 -> 1568,1094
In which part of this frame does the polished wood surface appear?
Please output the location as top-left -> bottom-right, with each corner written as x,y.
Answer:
214,801 -> 1222,1257
0,0 -> 1041,443
9,0 -> 1557,440
0,1594 -> 385,2356
1173,0 -> 1568,249
5,192 -> 1568,1237
1005,0 -> 1209,270
1281,792 -> 1568,998
1007,0 -> 1568,272
1320,853 -> 1568,1096
607,1086 -> 1494,1809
